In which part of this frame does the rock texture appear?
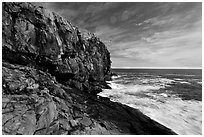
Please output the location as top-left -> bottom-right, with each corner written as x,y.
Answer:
2,2 -> 111,94
2,2 -> 177,135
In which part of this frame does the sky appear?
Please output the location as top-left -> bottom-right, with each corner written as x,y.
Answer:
35,2 -> 202,68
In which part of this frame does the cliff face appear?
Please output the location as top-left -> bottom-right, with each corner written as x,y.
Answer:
3,2 -> 111,94
2,2 -> 176,135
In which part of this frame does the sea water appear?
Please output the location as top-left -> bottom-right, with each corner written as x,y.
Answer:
98,69 -> 202,135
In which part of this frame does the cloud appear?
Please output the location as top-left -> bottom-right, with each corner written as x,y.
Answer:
34,2 -> 202,68
108,13 -> 202,67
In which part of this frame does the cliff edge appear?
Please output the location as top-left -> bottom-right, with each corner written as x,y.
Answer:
2,2 -> 177,135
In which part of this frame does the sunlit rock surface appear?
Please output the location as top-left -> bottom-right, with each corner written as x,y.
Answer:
2,2 -> 111,94
2,2 -> 176,135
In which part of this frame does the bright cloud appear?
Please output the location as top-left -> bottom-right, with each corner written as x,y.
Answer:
34,2 -> 202,68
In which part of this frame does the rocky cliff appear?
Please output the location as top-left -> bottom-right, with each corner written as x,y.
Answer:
2,2 -> 177,135
3,2 -> 111,94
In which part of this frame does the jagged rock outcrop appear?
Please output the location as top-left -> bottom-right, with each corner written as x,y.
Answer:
2,62 -> 176,135
2,2 -> 177,135
3,2 -> 111,94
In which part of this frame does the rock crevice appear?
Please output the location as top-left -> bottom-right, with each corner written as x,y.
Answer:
2,2 -> 177,135
3,2 -> 112,94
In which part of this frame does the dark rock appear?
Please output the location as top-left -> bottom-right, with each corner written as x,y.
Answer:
59,119 -> 72,131
2,61 -> 176,135
2,2 -> 111,94
111,72 -> 118,77
2,2 -> 177,135
79,117 -> 92,127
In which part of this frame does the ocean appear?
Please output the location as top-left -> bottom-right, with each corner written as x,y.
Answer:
98,69 -> 202,135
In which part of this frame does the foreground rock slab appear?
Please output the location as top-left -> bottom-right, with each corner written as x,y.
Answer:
2,2 -> 177,135
2,62 -> 176,135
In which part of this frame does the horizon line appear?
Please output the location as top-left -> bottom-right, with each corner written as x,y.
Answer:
111,67 -> 202,69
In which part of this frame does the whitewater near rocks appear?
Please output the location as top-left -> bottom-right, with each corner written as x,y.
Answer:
98,69 -> 202,135
2,2 -> 176,135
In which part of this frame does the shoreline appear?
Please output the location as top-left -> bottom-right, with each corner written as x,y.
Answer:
2,62 -> 177,135
2,2 -> 177,135
100,73 -> 202,135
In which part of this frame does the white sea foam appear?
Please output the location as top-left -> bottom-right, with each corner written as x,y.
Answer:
134,98 -> 202,135
112,75 -> 122,79
99,78 -> 202,135
197,82 -> 202,85
174,78 -> 184,81
174,78 -> 191,84
179,81 -> 191,84
159,93 -> 168,97
100,81 -> 161,96
139,78 -> 175,88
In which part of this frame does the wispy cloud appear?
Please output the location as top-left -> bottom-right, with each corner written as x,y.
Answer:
34,2 -> 202,68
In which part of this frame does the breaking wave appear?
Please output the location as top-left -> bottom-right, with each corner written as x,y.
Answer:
98,73 -> 202,135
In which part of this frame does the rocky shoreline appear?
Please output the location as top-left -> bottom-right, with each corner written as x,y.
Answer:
2,2 -> 176,135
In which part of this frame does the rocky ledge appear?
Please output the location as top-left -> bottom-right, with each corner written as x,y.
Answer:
2,2 -> 177,135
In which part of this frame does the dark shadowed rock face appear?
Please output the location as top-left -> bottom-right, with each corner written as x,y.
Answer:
2,2 -> 177,135
2,2 -> 111,94
2,62 -> 177,135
